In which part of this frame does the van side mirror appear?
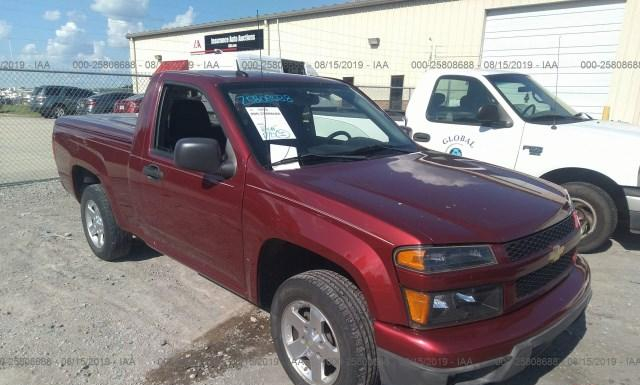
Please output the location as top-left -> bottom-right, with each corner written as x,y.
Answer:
174,138 -> 234,178
476,104 -> 500,123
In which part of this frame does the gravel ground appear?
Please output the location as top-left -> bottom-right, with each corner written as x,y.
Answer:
1,180 -> 639,385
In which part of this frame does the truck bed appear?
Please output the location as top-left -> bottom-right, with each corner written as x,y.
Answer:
54,113 -> 137,144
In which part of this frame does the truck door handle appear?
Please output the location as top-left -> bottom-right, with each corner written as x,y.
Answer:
143,164 -> 163,180
523,145 -> 543,156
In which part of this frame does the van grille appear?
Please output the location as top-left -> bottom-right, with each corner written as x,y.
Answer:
515,253 -> 572,298
505,216 -> 575,262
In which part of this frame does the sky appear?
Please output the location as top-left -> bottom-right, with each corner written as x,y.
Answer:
0,0 -> 340,69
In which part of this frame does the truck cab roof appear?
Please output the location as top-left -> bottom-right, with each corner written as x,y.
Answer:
156,70 -> 340,85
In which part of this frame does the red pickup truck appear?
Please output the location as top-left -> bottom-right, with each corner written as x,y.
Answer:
52,70 -> 591,385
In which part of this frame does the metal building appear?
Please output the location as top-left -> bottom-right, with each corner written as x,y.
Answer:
128,0 -> 640,123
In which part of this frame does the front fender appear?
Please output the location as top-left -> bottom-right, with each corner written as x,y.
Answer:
243,184 -> 407,325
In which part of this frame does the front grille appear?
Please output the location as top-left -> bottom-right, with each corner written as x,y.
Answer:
505,216 -> 575,262
515,253 -> 572,298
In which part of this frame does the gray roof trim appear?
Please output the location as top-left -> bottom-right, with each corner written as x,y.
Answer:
127,0 -> 423,39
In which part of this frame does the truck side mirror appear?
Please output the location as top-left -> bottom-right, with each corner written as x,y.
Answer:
174,138 -> 231,177
399,125 -> 412,137
476,104 -> 500,124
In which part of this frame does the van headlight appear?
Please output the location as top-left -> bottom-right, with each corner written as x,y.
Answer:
403,285 -> 503,328
394,245 -> 496,274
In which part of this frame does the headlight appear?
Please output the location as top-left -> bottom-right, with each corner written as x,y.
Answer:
394,245 -> 496,274
404,285 -> 503,328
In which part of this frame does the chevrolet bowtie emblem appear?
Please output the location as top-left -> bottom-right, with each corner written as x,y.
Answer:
548,245 -> 565,263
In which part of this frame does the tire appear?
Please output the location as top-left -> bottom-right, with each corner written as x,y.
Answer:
270,270 -> 378,385
564,182 -> 617,253
53,105 -> 66,119
80,184 -> 132,261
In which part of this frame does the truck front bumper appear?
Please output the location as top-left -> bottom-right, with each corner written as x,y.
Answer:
624,187 -> 640,234
376,257 -> 591,385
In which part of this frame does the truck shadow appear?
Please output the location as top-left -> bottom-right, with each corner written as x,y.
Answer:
612,232 -> 640,251
115,238 -> 162,262
497,313 -> 587,385
583,232 -> 640,254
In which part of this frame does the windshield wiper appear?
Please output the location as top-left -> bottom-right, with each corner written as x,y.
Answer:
528,114 -> 577,122
573,112 -> 594,120
341,143 -> 415,156
271,153 -> 367,167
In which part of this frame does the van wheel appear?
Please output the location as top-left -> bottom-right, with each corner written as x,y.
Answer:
80,184 -> 132,261
564,182 -> 617,253
270,270 -> 378,385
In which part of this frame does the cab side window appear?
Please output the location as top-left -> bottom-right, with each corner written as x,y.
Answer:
154,84 -> 227,155
427,76 -> 505,126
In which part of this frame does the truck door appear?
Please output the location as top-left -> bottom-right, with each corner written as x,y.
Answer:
129,82 -> 246,293
486,73 -> 571,178
415,75 -> 523,169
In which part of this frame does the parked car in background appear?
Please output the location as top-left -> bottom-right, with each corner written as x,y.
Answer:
113,94 -> 144,113
22,87 -> 41,105
77,91 -> 134,115
31,86 -> 94,118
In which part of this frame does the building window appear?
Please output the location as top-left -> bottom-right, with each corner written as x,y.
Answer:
389,75 -> 404,111
282,59 -> 305,74
342,76 -> 354,85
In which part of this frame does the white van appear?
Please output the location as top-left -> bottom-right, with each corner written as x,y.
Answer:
404,70 -> 640,252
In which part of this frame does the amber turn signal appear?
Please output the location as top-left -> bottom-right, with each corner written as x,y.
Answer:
403,289 -> 430,325
395,249 -> 426,271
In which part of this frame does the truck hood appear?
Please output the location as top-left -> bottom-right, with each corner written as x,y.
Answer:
284,151 -> 572,244
562,119 -> 640,139
530,119 -> 640,185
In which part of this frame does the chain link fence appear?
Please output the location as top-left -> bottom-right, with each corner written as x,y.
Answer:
0,67 -> 415,186
0,69 -> 151,186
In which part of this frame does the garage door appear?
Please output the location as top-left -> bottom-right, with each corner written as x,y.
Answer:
481,0 -> 626,119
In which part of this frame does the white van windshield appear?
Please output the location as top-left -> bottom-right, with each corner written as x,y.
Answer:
486,73 -> 592,124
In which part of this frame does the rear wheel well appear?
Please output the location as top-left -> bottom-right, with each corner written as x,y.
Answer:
72,166 -> 100,202
257,239 -> 358,310
541,167 -> 627,220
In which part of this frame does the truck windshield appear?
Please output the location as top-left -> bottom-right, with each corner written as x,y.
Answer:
223,82 -> 417,170
486,73 -> 592,124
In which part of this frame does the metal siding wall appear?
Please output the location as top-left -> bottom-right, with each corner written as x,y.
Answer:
609,0 -> 640,124
129,0 -> 639,122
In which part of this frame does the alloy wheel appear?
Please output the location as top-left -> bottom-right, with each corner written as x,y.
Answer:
281,300 -> 340,385
573,198 -> 598,237
85,200 -> 105,248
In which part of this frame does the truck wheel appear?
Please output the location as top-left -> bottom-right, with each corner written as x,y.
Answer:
270,270 -> 378,385
53,106 -> 66,119
80,184 -> 132,261
564,182 -> 617,253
